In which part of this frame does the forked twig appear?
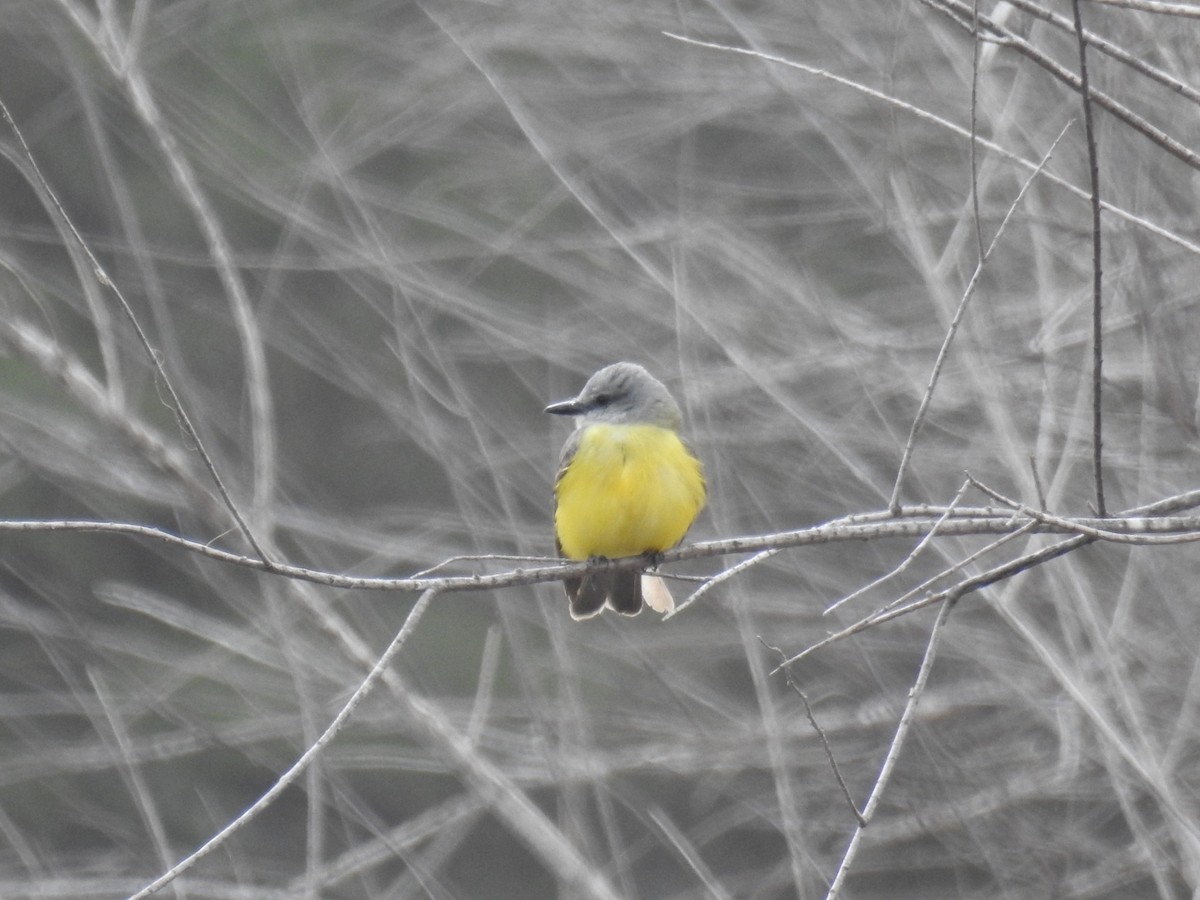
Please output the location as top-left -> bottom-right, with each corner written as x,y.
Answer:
666,549 -> 778,619
966,476 -> 1200,545
855,521 -> 1039,625
827,480 -> 972,614
761,640 -> 865,827
775,530 -> 1094,670
825,597 -> 957,898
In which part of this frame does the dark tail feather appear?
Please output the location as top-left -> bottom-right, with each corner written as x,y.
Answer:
567,573 -> 609,620
566,571 -> 643,619
607,570 -> 642,616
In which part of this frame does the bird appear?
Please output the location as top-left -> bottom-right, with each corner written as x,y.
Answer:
545,362 -> 706,619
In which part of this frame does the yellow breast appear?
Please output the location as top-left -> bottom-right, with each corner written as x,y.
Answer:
554,423 -> 705,560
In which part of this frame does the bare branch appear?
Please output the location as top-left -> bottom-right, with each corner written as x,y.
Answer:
129,588 -> 442,900
923,0 -> 1200,171
0,97 -> 271,563
1071,0 -> 1107,516
1085,0 -> 1200,15
1005,0 -> 1200,105
664,32 -> 1200,256
4,498 -> 1200,600
825,597 -> 957,898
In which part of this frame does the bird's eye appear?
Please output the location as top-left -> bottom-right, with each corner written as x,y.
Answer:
593,393 -> 612,407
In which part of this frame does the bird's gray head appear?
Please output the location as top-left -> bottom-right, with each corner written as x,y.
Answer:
545,362 -> 683,429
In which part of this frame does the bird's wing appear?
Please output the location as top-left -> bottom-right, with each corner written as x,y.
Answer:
554,428 -> 583,487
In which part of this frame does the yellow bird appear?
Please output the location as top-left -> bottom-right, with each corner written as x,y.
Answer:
545,362 -> 706,619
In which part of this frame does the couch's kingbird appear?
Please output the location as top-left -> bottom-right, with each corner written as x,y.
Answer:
545,362 -> 706,619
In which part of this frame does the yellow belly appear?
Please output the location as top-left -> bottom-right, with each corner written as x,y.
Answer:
554,423 -> 705,560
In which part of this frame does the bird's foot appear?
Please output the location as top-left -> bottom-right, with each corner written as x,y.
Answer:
641,550 -> 665,572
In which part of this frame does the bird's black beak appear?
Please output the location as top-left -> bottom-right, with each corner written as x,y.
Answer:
544,398 -> 583,416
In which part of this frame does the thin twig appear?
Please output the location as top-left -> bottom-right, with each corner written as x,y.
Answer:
466,626 -> 504,745
1029,456 -> 1048,510
648,807 -> 738,900
90,670 -> 180,899
760,640 -> 865,827
970,0 -> 986,262
1085,0 -> 1200,15
889,122 -> 1071,510
411,554 -> 559,578
776,531 -> 1095,669
663,31 -> 1200,256
829,479 -> 971,614
1072,0 -> 1107,516
0,96 -> 271,564
922,0 -> 1200,171
128,588 -> 440,900
1003,0 -> 1200,106
104,20 -> 280,528
666,549 -> 777,619
966,475 -> 1200,545
863,522 -> 1038,623
825,597 -> 957,898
